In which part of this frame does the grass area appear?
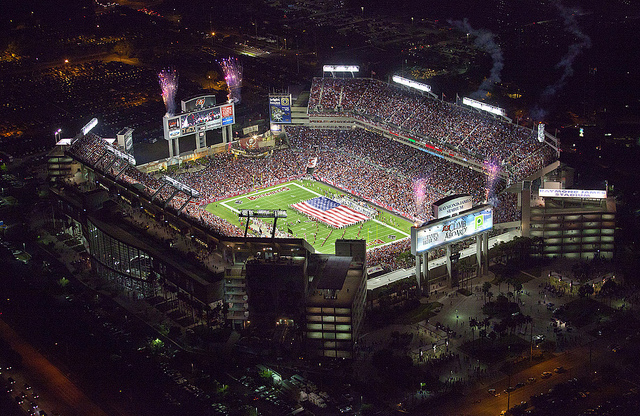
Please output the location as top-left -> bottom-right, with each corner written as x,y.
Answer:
402,302 -> 443,324
207,179 -> 413,254
559,298 -> 613,328
366,300 -> 442,328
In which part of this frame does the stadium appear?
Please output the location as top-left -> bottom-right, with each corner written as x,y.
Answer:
50,69 -> 600,356
63,74 -> 558,270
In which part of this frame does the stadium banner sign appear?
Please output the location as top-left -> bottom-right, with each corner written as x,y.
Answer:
269,95 -> 292,124
182,95 -> 216,113
307,157 -> 318,169
221,104 -> 235,126
538,189 -> 607,199
432,194 -> 473,219
411,206 -> 493,255
237,135 -> 274,150
242,125 -> 259,135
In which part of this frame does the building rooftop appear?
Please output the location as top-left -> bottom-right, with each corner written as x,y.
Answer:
306,255 -> 364,308
316,256 -> 351,290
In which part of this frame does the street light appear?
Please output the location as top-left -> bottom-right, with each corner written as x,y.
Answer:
54,128 -> 62,143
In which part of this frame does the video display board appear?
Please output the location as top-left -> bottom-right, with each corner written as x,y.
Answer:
164,101 -> 235,141
411,206 -> 493,255
180,107 -> 221,135
269,95 -> 292,124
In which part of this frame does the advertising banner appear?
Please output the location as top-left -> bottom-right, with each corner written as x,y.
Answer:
411,207 -> 493,254
221,104 -> 235,126
269,95 -> 292,124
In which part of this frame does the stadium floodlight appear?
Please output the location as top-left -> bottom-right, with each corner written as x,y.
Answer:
81,118 -> 99,135
105,145 -> 136,166
392,75 -> 432,93
461,97 -> 506,117
537,123 -> 545,142
162,175 -> 200,198
322,65 -> 359,73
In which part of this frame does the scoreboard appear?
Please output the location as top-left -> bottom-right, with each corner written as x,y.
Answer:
163,101 -> 235,140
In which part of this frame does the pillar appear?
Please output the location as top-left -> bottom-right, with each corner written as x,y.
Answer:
483,231 -> 489,275
476,233 -> 483,275
422,252 -> 428,295
415,253 -> 421,291
446,245 -> 452,286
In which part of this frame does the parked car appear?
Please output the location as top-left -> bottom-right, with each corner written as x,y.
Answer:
541,371 -> 553,378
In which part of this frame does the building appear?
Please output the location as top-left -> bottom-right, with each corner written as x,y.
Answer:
522,166 -> 615,259
304,240 -> 367,359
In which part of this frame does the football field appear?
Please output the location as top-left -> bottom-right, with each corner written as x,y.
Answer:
205,179 -> 412,254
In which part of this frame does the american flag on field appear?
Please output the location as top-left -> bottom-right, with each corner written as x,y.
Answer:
291,196 -> 369,228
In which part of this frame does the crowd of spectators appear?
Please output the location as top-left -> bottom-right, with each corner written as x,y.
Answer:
307,77 -> 557,182
286,126 -> 501,221
67,123 -> 524,269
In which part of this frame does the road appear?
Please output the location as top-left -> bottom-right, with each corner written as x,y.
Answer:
423,340 -> 605,416
0,319 -> 112,416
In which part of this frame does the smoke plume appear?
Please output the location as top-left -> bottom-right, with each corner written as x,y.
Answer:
532,1 -> 591,120
451,19 -> 504,99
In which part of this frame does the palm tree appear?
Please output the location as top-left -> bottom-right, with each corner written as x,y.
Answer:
470,318 -> 478,342
479,329 -> 487,345
513,282 -> 523,303
482,282 -> 491,304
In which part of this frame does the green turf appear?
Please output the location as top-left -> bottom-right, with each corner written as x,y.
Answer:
205,179 -> 413,254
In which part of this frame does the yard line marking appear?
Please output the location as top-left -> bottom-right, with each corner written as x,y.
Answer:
290,181 -> 322,196
221,201 -> 238,213
371,219 -> 410,237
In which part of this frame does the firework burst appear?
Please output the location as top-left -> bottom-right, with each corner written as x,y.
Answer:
158,68 -> 179,116
413,178 -> 428,221
219,57 -> 243,103
484,160 -> 501,202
